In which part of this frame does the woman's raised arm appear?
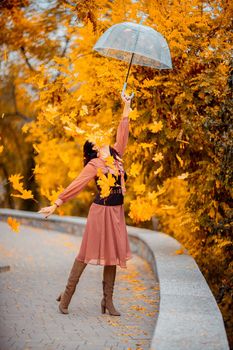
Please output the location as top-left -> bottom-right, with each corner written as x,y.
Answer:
113,93 -> 132,157
113,116 -> 130,158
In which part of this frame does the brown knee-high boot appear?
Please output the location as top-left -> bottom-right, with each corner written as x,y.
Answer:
101,265 -> 121,316
56,258 -> 87,314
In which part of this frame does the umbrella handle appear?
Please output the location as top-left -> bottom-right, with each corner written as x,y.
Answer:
121,82 -> 134,100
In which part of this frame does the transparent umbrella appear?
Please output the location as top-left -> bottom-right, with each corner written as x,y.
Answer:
93,19 -> 172,99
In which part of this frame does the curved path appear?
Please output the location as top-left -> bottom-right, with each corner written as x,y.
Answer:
0,221 -> 159,350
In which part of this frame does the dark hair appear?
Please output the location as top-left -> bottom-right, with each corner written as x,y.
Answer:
83,140 -> 121,166
83,140 -> 98,166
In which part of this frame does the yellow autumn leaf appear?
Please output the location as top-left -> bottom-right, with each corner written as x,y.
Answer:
0,145 -> 4,153
41,186 -> 64,204
8,174 -> 34,200
176,154 -> 184,167
177,172 -> 189,179
7,217 -> 20,233
130,305 -> 147,312
174,247 -> 185,255
86,126 -> 112,149
79,104 -> 88,116
148,120 -> 163,133
154,165 -> 163,175
96,168 -> 116,198
128,108 -> 139,120
21,123 -> 30,133
152,152 -> 164,163
140,142 -> 154,149
4,47 -> 7,61
33,164 -> 47,175
43,104 -> 59,125
161,204 -> 176,210
63,122 -> 85,136
104,155 -> 116,171
129,162 -> 141,177
33,143 -> 40,154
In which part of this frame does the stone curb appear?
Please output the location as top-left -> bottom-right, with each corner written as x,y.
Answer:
0,208 -> 229,350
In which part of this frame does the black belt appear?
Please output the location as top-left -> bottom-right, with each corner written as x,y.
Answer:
93,187 -> 124,206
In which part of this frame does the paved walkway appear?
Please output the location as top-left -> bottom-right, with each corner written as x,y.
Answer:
0,221 -> 159,350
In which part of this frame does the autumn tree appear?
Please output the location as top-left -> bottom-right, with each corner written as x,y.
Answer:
1,0 -> 232,345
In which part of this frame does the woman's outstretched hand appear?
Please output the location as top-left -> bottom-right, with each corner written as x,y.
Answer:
37,204 -> 57,219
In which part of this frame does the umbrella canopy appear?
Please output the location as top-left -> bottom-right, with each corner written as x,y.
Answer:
93,21 -> 172,98
93,21 -> 172,69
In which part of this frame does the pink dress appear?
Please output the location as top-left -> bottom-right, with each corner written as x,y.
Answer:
54,117 -> 133,268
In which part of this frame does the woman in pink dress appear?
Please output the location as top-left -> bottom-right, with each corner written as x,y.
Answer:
38,93 -> 133,316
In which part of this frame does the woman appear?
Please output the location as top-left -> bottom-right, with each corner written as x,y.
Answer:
38,92 -> 133,316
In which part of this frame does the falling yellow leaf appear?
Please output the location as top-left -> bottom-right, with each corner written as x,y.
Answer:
96,168 -> 116,198
0,145 -> 4,154
104,155 -> 118,175
7,217 -> 20,233
86,125 -> 113,148
8,174 -> 34,200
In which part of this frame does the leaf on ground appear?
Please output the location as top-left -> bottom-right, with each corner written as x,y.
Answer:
7,217 -> 20,233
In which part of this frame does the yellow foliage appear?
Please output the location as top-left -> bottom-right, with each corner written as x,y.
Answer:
133,183 -> 146,195
129,196 -> 156,223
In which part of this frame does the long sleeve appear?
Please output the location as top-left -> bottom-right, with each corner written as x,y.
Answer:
54,159 -> 97,206
113,116 -> 129,157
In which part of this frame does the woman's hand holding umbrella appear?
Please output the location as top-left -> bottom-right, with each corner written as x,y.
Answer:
121,92 -> 132,117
